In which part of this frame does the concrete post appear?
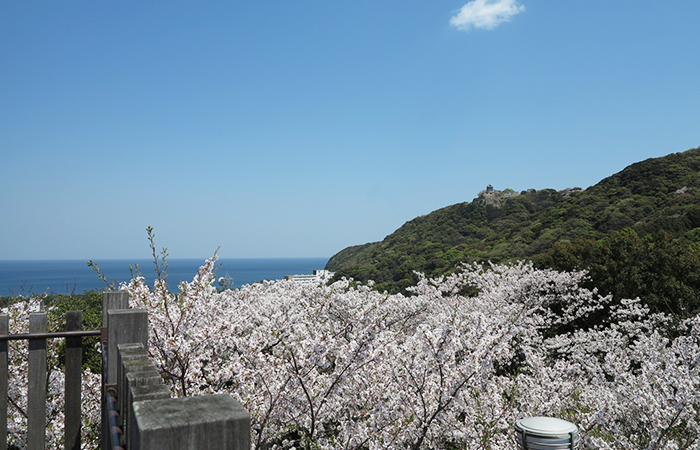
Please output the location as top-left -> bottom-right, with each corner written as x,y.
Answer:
115,343 -> 169,450
132,395 -> 251,450
124,368 -> 162,438
102,301 -> 146,450
127,384 -> 171,450
106,309 -> 148,385
117,343 -> 150,419
101,293 -> 128,450
102,291 -> 129,327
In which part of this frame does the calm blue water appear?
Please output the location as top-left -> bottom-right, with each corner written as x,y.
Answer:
0,258 -> 329,296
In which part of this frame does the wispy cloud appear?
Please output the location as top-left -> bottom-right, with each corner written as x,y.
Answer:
450,0 -> 525,31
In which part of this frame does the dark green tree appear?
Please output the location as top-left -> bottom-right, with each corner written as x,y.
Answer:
535,229 -> 700,318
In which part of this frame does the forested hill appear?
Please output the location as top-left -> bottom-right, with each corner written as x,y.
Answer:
326,146 -> 700,311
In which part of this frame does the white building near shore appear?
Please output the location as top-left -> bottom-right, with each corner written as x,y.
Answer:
285,269 -> 334,285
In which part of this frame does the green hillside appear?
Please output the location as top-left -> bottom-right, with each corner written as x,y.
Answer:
326,146 -> 700,315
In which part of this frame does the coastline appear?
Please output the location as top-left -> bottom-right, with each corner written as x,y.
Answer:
0,257 -> 330,296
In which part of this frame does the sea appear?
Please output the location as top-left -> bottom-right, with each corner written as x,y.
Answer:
0,258 -> 330,296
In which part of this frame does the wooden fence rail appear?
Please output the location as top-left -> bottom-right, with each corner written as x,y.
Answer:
0,311 -> 100,450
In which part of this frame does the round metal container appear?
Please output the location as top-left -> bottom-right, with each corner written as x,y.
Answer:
514,416 -> 580,450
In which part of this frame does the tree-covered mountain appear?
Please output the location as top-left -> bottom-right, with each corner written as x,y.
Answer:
326,146 -> 700,315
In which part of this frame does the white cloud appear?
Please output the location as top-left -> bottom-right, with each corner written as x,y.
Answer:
450,0 -> 525,31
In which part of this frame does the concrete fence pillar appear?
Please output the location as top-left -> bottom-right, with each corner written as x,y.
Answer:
101,291 -> 144,450
127,384 -> 171,450
132,394 -> 251,450
116,343 -> 150,418
100,291 -> 251,450
105,309 -> 148,385
117,343 -> 171,447
102,291 -> 129,327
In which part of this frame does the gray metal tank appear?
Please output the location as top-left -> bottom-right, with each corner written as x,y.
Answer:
514,416 -> 580,450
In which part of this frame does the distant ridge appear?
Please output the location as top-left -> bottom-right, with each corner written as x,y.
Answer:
326,146 -> 700,299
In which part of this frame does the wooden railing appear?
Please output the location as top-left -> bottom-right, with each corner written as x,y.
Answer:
0,311 -> 100,450
2,292 -> 251,450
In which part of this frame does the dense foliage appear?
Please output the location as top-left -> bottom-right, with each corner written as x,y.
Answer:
327,146 -> 700,297
46,291 -> 104,372
535,229 -> 700,319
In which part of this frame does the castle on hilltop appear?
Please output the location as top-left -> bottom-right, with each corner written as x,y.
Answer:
475,185 -> 519,207
475,185 -> 583,207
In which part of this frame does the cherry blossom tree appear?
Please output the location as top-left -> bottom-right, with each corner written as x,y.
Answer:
121,256 -> 700,450
6,249 -> 699,449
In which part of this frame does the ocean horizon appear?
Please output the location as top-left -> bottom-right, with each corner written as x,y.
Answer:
0,257 -> 330,296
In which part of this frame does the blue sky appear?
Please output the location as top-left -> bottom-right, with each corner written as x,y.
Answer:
1,0 -> 699,261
